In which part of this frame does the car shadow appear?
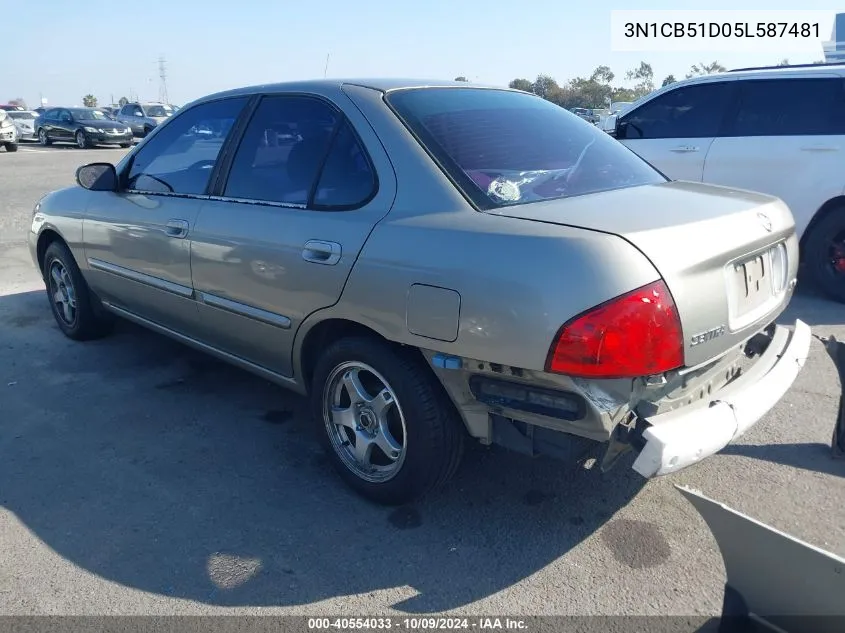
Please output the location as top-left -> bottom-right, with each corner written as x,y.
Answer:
777,272 -> 845,328
720,442 -> 845,478
0,288 -> 648,613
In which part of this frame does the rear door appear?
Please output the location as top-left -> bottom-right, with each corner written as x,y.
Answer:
188,91 -> 396,377
702,75 -> 845,239
617,81 -> 737,182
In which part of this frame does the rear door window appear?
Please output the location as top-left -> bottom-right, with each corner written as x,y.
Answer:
619,82 -> 735,139
728,77 -> 845,136
385,87 -> 664,209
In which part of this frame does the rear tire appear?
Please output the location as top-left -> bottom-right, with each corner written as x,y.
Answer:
42,241 -> 114,341
804,206 -> 845,304
310,337 -> 465,505
4,142 -> 17,152
38,128 -> 51,146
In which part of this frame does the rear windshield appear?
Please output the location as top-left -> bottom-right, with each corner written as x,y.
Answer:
385,88 -> 665,209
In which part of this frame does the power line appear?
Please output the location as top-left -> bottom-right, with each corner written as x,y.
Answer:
158,56 -> 169,104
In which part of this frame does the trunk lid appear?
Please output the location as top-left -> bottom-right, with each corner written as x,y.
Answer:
484,180 -> 799,368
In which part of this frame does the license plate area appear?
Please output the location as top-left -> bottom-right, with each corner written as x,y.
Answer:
727,246 -> 780,329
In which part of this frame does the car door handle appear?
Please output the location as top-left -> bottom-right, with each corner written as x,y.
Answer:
164,219 -> 189,239
801,145 -> 839,152
302,240 -> 341,265
670,145 -> 699,153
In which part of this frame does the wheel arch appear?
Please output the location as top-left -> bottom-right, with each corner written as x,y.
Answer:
296,317 -> 420,395
36,228 -> 69,279
800,195 -> 845,260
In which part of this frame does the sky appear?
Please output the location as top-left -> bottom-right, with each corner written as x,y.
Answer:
1,0 -> 840,108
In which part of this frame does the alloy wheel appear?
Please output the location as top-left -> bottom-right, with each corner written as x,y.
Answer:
322,361 -> 407,483
48,260 -> 77,326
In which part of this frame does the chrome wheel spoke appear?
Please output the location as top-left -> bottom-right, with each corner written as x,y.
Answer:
50,266 -> 63,286
371,388 -> 394,418
331,406 -> 357,430
352,431 -> 375,467
61,301 -> 74,323
342,368 -> 372,405
374,421 -> 402,461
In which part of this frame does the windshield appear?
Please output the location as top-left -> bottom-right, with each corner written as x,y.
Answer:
7,111 -> 36,120
70,108 -> 109,121
386,87 -> 665,209
144,105 -> 173,117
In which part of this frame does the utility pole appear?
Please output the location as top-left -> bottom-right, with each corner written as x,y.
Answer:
324,53 -> 330,78
158,56 -> 169,104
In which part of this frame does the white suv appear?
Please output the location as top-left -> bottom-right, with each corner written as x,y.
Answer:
613,62 -> 845,303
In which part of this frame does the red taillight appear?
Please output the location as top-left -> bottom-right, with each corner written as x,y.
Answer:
545,280 -> 684,379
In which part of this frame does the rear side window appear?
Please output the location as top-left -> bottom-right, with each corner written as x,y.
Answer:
729,78 -> 845,136
224,95 -> 375,209
619,82 -> 734,139
385,87 -> 664,209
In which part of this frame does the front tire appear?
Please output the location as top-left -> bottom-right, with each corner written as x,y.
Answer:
804,206 -> 845,304
311,337 -> 465,505
42,241 -> 113,341
4,142 -> 17,152
75,130 -> 90,149
119,143 -> 131,148
38,128 -> 51,146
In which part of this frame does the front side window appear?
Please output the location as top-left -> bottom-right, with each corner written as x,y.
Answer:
730,78 -> 845,136
224,95 -> 339,205
619,82 -> 734,139
126,97 -> 248,195
386,87 -> 665,209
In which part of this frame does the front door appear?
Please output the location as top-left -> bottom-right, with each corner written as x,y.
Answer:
189,93 -> 395,377
83,96 -> 250,335
617,81 -> 736,182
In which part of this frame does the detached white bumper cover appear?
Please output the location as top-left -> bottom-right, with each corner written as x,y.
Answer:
632,319 -> 811,478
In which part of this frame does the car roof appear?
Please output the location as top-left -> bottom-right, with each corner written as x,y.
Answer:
192,78 -> 516,104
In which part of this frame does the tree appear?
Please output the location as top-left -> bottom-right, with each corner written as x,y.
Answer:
686,61 -> 727,78
661,75 -> 676,87
8,97 -> 27,108
777,58 -> 790,66
531,74 -> 561,100
82,94 -> 98,107
454,76 -> 468,82
625,61 -> 654,98
590,65 -> 614,84
118,96 -> 129,106
508,78 -> 534,93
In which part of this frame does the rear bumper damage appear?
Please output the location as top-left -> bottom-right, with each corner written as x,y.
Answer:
632,319 -> 811,478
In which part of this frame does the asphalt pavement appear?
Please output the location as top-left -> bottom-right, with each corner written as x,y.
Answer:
1,145 -> 843,619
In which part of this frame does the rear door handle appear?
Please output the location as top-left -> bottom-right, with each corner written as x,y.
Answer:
164,219 -> 189,239
302,240 -> 341,265
670,145 -> 700,153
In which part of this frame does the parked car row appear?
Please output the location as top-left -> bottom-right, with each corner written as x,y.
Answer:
1,101 -> 178,151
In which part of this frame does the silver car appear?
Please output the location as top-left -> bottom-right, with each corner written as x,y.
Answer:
6,110 -> 39,141
27,79 -> 811,505
116,101 -> 175,138
0,109 -> 17,151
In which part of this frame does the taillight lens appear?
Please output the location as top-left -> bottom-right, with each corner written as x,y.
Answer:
545,280 -> 684,379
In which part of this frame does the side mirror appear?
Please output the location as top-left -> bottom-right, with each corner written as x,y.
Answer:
76,163 -> 118,192
615,119 -> 628,140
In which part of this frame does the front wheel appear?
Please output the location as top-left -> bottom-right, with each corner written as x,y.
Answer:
311,337 -> 465,505
804,206 -> 845,304
43,241 -> 114,340
4,142 -> 17,152
38,129 -> 51,146
75,130 -> 90,149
